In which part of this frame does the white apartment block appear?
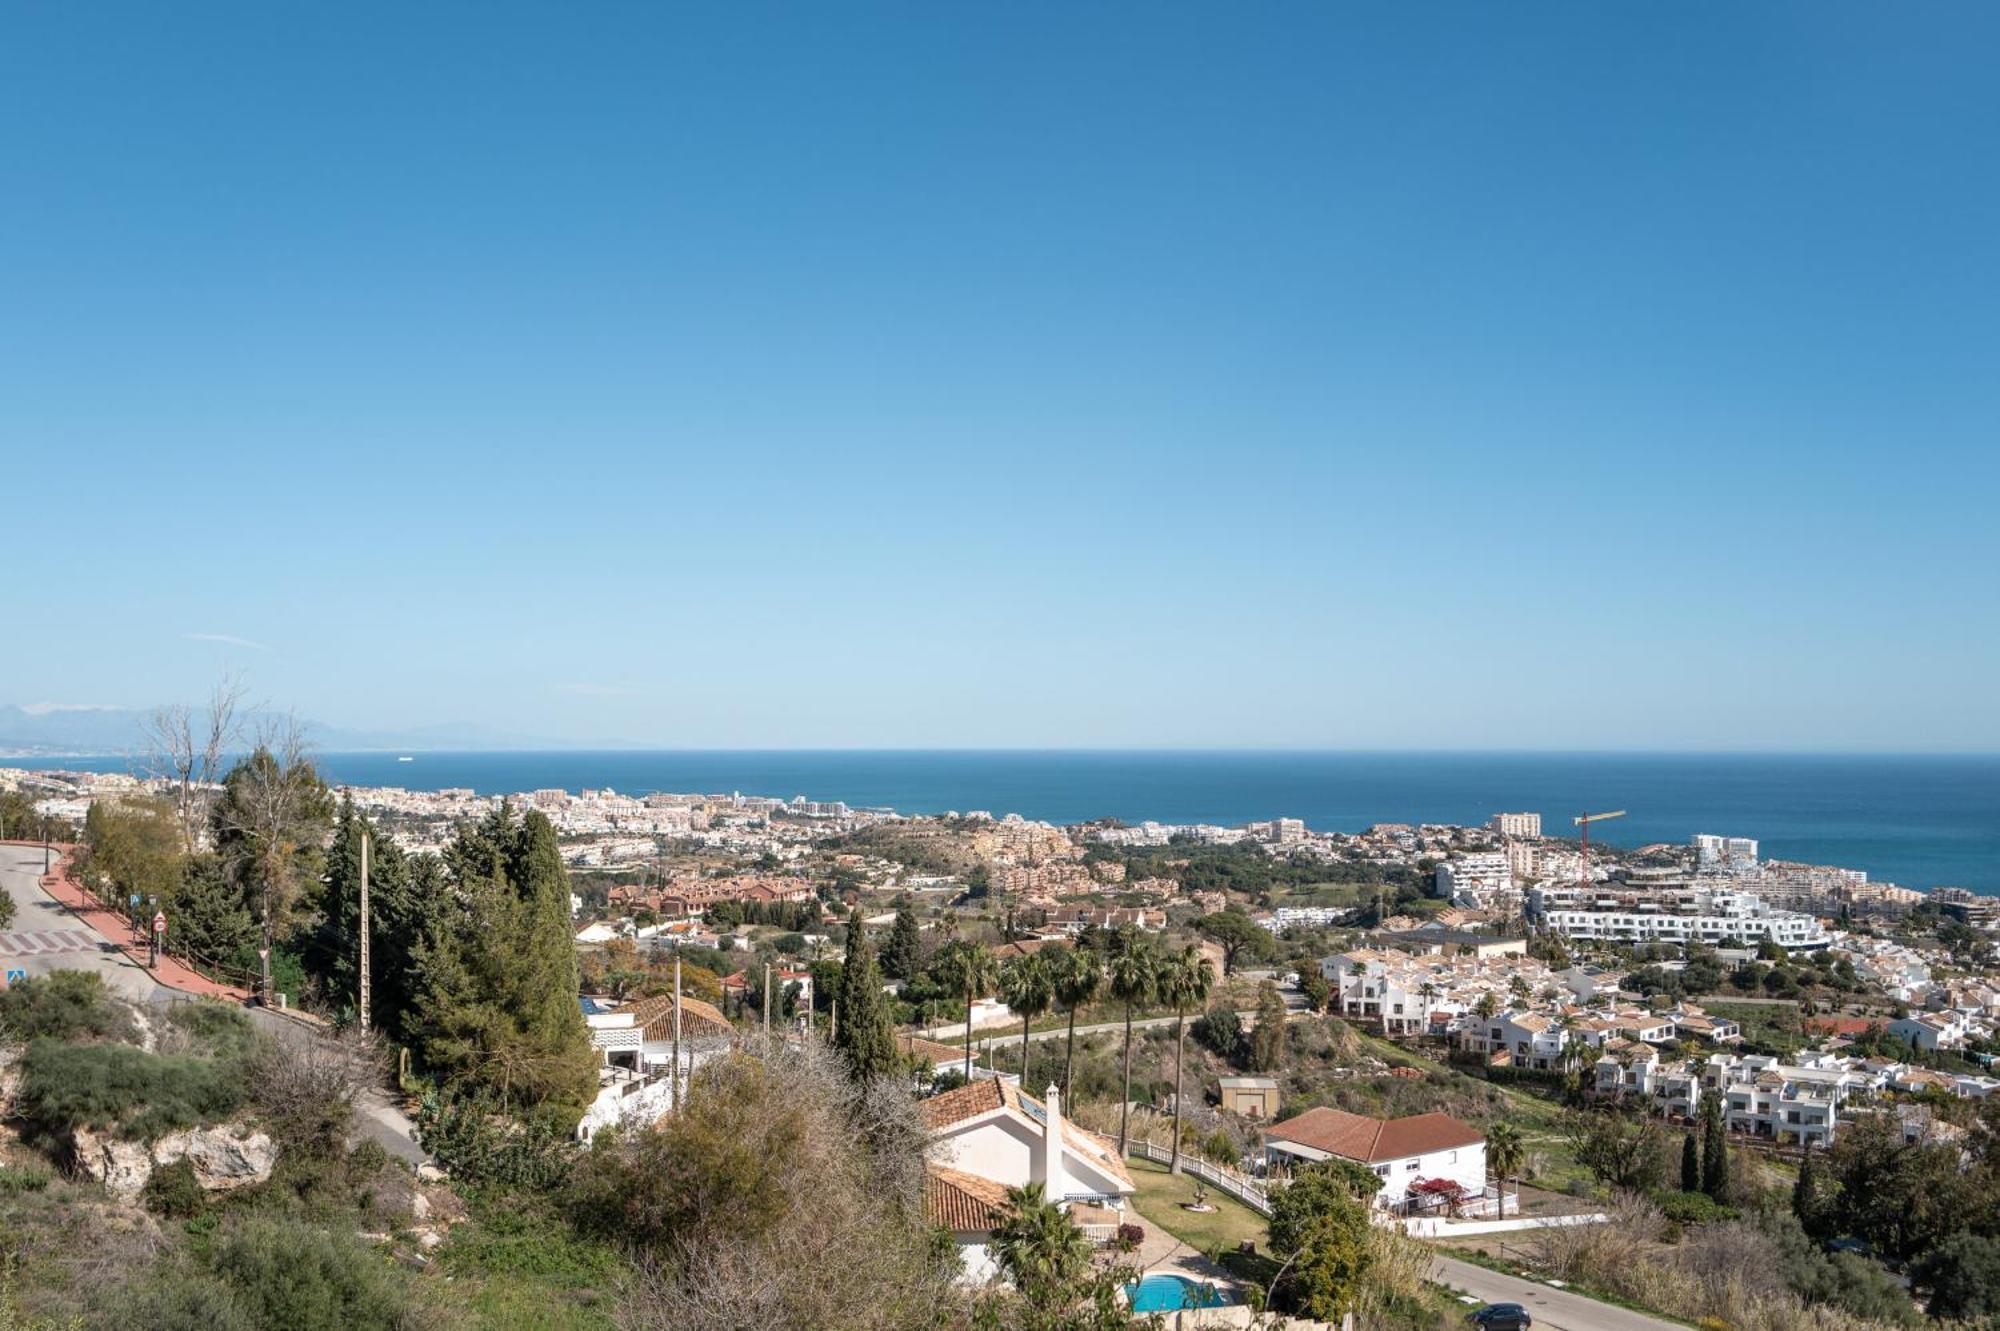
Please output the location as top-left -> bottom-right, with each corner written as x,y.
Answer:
1530,886 -> 1830,952
1433,852 -> 1515,906
1693,833 -> 1760,871
1489,812 -> 1542,839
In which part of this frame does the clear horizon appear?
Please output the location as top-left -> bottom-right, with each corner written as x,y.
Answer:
6,4 -> 1999,750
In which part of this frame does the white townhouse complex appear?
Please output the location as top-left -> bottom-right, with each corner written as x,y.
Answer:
1529,885 -> 1830,952
1595,1048 -> 1878,1147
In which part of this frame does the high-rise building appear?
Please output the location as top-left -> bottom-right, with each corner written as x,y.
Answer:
1489,812 -> 1542,839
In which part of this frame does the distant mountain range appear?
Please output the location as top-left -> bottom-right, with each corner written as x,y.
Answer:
0,704 -> 606,757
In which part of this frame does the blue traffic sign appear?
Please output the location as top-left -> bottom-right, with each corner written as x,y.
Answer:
5,970 -> 26,985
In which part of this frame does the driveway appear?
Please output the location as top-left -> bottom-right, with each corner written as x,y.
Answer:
1431,1253 -> 1684,1331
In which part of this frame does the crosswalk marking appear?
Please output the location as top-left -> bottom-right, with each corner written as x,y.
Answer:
0,929 -> 103,957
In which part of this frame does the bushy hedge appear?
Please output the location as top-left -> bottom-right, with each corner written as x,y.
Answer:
0,970 -> 134,1044
19,1039 -> 253,1141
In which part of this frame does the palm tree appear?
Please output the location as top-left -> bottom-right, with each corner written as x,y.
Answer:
999,952 -> 1054,1085
989,1181 -> 1091,1301
1486,1121 -> 1526,1219
1417,979 -> 1440,1024
1051,945 -> 1103,1099
936,940 -> 999,1083
1474,992 -> 1500,1020
1160,944 -> 1214,1175
1107,937 -> 1157,1155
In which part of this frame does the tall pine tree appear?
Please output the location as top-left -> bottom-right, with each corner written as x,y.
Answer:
1792,1147 -> 1818,1233
833,907 -> 898,1081
412,806 -> 597,1122
1681,1132 -> 1701,1193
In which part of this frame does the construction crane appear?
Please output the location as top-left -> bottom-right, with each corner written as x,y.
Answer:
1573,809 -> 1628,891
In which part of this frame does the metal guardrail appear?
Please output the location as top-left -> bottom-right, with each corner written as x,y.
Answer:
1128,1139 -> 1272,1216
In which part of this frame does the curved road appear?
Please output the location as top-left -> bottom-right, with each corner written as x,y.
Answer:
1431,1253 -> 1682,1331
0,843 -> 426,1164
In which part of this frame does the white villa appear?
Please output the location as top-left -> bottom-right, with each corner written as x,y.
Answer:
1262,1106 -> 1489,1214
920,1079 -> 1135,1282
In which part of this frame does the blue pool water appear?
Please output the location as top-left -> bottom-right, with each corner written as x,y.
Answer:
1127,1274 -> 1227,1311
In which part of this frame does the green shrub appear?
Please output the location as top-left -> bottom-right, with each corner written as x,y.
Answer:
18,1038 -> 252,1141
1654,1189 -> 1739,1225
0,970 -> 133,1044
0,1163 -> 53,1195
115,1265 -> 255,1331
204,1216 -> 412,1331
143,1158 -> 205,1220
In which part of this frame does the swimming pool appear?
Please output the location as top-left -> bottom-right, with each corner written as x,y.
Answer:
1126,1274 -> 1228,1312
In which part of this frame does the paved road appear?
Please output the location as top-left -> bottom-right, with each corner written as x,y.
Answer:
0,843 -> 166,1005
0,844 -> 425,1164
1431,1254 -> 1682,1331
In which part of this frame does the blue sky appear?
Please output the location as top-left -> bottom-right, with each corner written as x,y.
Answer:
4,4 -> 1997,750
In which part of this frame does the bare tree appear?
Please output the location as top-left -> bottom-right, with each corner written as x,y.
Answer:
212,712 -> 331,1004
140,672 -> 246,855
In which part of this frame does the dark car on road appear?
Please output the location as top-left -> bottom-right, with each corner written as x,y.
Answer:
1467,1303 -> 1532,1330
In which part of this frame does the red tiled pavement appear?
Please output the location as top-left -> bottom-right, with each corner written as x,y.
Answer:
16,842 -> 253,1002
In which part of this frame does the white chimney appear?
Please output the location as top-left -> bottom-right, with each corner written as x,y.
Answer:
1040,1083 -> 1065,1204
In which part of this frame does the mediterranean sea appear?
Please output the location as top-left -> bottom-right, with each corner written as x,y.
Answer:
25,750 -> 2000,894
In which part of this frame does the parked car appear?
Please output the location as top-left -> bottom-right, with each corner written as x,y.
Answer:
1467,1303 -> 1532,1330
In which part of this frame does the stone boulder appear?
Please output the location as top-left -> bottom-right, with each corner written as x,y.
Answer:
153,1126 -> 277,1193
71,1127 -> 155,1202
72,1122 -> 277,1201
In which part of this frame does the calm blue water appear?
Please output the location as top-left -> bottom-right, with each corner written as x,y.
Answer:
25,750 -> 2000,892
1127,1274 -> 1228,1312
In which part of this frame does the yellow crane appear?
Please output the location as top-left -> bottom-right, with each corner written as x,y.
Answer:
1573,809 -> 1627,890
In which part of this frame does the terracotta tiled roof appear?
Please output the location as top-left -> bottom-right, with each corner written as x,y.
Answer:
919,1077 -> 1017,1131
896,1032 -> 964,1065
919,1080 -> 1134,1192
924,1165 -> 1011,1232
628,994 -> 735,1043
1265,1107 -> 1484,1163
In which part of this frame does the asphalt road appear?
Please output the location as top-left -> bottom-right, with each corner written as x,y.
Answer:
0,843 -> 426,1164
0,843 -> 165,1004
1431,1253 -> 1683,1331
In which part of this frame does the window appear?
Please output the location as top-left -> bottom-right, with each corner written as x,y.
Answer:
1405,1160 -> 1419,1172
1374,1165 -> 1389,1178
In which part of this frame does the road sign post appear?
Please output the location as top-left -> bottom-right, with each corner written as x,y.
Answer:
150,912 -> 165,969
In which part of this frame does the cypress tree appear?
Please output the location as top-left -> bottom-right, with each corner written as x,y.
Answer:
1792,1147 -> 1818,1232
882,902 -> 922,981
1681,1131 -> 1701,1193
1250,981 -> 1288,1072
1701,1097 -> 1729,1201
833,907 -> 898,1081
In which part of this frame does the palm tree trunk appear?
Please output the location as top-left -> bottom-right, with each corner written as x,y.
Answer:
963,989 -> 974,1082
1118,1002 -> 1134,1154
1170,1008 -> 1186,1175
1063,1005 -> 1078,1100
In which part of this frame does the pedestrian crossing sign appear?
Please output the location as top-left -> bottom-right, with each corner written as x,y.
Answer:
4,970 -> 25,985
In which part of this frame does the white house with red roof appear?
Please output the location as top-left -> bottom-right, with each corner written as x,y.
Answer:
1262,1106 -> 1487,1211
919,1078 -> 1135,1280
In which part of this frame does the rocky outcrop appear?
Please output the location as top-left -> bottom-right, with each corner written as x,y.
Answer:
154,1125 -> 277,1192
73,1123 -> 276,1201
71,1128 -> 156,1201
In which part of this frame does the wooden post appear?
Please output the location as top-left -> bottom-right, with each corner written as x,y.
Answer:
830,998 -> 838,1044
672,955 -> 684,1112
763,963 -> 772,1035
358,830 -> 371,1032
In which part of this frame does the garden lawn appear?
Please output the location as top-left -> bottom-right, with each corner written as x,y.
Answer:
1127,1156 -> 1265,1257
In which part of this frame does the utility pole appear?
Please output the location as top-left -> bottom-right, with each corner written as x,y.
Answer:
357,830 -> 371,1033
671,955 -> 684,1112
830,998 -> 838,1044
763,963 -> 772,1035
